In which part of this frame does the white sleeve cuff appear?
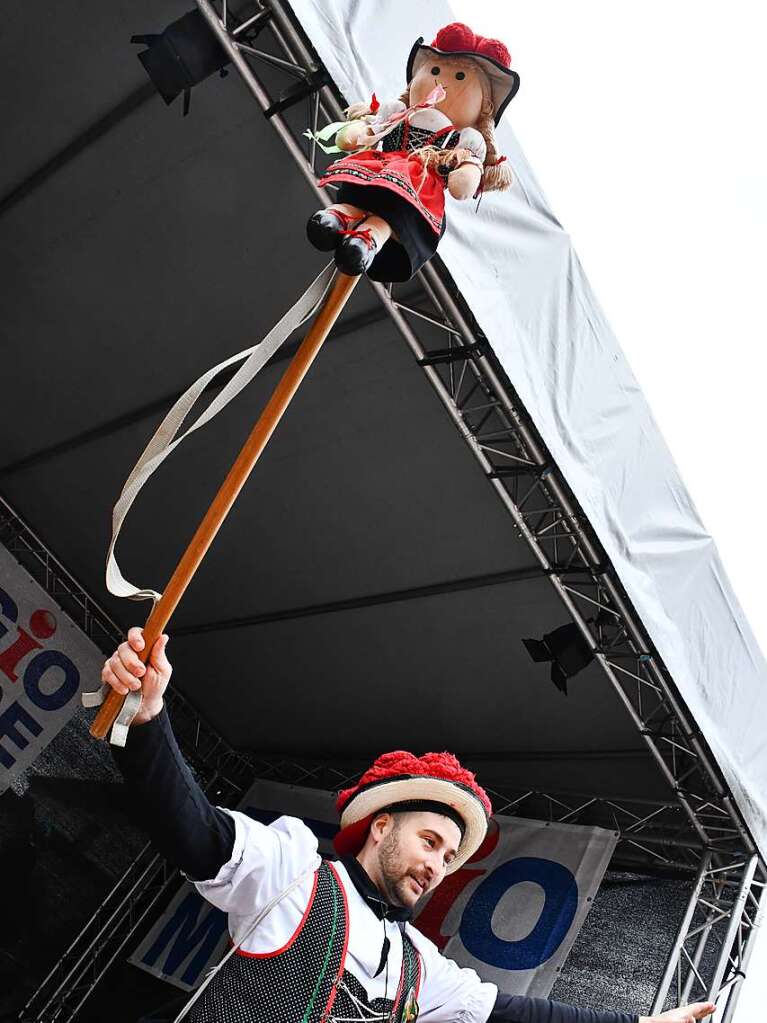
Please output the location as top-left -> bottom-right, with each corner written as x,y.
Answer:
374,98 -> 407,123
457,127 -> 487,163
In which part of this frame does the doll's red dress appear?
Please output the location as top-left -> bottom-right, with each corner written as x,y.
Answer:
318,118 -> 460,282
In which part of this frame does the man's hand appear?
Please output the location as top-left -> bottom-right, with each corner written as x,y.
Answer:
639,1001 -> 716,1023
101,627 -> 172,725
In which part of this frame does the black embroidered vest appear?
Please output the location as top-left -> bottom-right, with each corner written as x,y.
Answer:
382,120 -> 458,155
190,861 -> 422,1023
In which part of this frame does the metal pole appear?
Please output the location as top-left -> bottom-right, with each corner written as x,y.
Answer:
706,855 -> 759,1003
720,873 -> 767,1022
197,0 -> 323,198
680,915 -> 717,1004
650,852 -> 712,1013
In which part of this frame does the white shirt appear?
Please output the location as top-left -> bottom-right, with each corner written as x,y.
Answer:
195,812 -> 497,1023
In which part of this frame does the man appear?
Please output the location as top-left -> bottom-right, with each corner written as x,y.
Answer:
105,629 -> 715,1023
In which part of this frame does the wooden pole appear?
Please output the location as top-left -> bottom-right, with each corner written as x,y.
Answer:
91,271 -> 360,740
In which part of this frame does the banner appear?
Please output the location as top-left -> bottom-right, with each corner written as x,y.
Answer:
0,543 -> 105,792
129,778 -> 616,995
412,815 -> 617,996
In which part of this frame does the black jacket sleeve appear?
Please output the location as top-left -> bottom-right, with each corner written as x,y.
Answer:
490,993 -> 639,1023
111,704 -> 235,881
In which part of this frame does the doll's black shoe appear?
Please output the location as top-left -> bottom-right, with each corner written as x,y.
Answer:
334,228 -> 379,276
306,208 -> 358,251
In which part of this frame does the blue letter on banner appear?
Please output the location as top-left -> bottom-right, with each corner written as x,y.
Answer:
459,857 -> 578,970
142,891 -> 229,988
23,650 -> 80,712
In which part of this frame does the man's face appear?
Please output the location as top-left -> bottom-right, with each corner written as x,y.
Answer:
372,811 -> 462,908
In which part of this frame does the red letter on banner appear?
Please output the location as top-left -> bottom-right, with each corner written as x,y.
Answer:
0,627 -> 43,683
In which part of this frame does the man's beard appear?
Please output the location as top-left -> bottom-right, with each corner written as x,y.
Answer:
378,825 -> 416,908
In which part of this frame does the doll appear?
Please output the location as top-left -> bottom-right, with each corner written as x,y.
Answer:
306,22 -> 520,282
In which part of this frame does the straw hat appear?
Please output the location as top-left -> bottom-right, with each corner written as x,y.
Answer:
334,749 -> 492,874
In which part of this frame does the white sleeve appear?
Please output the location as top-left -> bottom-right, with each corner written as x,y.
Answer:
194,812 -> 321,915
373,98 -> 407,124
408,926 -> 498,1023
457,127 -> 487,163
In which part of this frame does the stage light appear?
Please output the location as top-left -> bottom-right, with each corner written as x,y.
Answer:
522,622 -> 595,695
132,10 -> 230,115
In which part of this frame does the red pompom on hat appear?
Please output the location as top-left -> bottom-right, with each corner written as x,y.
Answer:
334,749 -> 492,874
432,23 -> 511,70
406,22 -> 520,126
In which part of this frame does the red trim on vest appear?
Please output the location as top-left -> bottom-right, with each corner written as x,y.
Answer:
391,959 -> 407,1017
392,933 -> 422,1019
322,861 -> 351,1020
235,867 -> 319,959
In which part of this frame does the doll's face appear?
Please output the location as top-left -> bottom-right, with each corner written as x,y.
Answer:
409,55 -> 488,129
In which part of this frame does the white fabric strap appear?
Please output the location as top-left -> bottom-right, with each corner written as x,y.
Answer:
79,683 -> 142,746
106,262 -> 336,604
108,690 -> 144,747
172,865 -> 317,1023
81,686 -> 107,709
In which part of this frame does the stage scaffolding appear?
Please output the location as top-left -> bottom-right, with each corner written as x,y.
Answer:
9,0 -> 767,1017
4,486 -> 764,1020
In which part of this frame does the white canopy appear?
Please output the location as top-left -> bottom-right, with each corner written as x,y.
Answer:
290,0 -> 767,860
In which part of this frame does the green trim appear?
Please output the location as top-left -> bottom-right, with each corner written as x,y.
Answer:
301,873 -> 339,1023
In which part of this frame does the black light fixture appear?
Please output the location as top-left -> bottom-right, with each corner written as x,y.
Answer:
522,622 -> 595,695
132,10 -> 230,115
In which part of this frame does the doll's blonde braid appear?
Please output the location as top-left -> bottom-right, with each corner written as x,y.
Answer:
475,94 -> 514,192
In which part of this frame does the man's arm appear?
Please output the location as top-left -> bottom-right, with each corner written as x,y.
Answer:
410,927 -> 713,1023
106,628 -> 235,881
491,993 -> 636,1023
491,989 -> 716,1022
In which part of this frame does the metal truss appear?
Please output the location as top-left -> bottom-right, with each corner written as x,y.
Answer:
242,750 -> 726,876
19,843 -> 178,1023
5,473 -> 763,1021
0,495 -> 120,656
0,495 -> 255,1023
196,0 -> 753,861
650,853 -> 765,1019
188,1 -> 767,1015
12,0 -> 767,1017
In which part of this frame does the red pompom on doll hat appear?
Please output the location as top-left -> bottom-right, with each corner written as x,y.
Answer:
406,23 -> 520,125
334,749 -> 492,874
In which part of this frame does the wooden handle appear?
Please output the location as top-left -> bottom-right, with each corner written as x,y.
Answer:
91,271 -> 360,740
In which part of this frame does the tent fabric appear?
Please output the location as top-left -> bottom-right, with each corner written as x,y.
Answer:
288,0 -> 767,860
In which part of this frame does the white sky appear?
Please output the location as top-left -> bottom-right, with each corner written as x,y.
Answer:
452,2 -> 766,1020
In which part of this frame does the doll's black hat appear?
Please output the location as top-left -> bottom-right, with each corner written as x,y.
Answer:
407,22 -> 520,125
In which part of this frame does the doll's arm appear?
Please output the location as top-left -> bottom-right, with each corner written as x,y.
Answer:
336,97 -> 406,151
446,127 -> 486,200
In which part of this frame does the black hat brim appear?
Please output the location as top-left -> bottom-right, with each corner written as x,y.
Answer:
406,37 -> 520,126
